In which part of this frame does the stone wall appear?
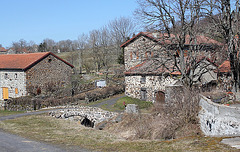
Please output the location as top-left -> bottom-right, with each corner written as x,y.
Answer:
0,70 -> 27,100
125,75 -> 176,102
199,95 -> 240,136
165,84 -> 184,104
25,54 -> 73,95
124,35 -> 160,71
123,35 -> 220,72
49,106 -> 118,127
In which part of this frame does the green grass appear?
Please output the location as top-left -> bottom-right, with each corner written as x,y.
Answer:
113,96 -> 153,111
86,94 -> 125,107
0,110 -> 24,117
85,95 -> 153,112
0,115 -> 237,152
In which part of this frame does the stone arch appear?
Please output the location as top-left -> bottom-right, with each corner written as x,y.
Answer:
81,117 -> 94,128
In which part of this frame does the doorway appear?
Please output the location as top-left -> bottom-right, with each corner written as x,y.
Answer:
2,87 -> 9,100
155,91 -> 165,103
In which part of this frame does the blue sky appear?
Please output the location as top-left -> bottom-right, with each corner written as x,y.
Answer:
0,0 -> 139,47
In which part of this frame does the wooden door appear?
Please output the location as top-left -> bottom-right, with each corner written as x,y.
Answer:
156,91 -> 165,103
2,87 -> 9,100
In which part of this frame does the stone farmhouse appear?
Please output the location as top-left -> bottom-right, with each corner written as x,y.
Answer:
121,32 -> 222,102
0,52 -> 74,100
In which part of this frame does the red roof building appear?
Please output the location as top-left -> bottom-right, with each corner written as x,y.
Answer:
0,47 -> 7,54
0,52 -> 74,70
0,52 -> 74,100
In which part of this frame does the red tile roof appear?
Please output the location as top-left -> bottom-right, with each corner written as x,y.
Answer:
218,60 -> 231,73
126,56 -> 218,76
0,47 -> 7,52
125,59 -> 175,75
171,71 -> 181,75
121,32 -> 223,48
0,52 -> 74,71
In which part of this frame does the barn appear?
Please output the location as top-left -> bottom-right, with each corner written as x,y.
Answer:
0,52 -> 74,100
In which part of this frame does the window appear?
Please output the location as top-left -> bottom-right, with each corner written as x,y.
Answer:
15,73 -> 18,79
145,51 -> 152,59
140,76 -> 146,84
141,88 -> 147,101
15,88 -> 18,94
48,58 -> 52,63
132,51 -> 137,60
4,73 -> 8,79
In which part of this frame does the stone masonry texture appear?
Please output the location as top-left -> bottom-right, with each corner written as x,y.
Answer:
25,54 -> 73,94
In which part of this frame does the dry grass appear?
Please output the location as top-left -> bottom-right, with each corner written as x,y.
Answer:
105,87 -> 201,141
0,87 -> 237,151
0,114 -> 237,151
0,110 -> 24,117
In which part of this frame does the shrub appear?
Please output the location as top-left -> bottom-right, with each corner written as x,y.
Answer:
85,85 -> 125,102
106,87 -> 201,140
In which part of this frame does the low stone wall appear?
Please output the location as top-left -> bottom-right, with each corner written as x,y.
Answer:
199,95 -> 240,137
49,106 -> 118,127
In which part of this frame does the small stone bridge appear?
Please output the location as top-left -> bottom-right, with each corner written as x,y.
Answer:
49,106 -> 118,128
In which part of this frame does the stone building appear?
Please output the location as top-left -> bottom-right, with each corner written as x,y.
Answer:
0,52 -> 74,100
125,59 -> 177,102
121,32 -> 221,102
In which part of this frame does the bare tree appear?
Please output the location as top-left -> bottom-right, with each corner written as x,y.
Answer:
204,0 -> 240,91
108,17 -> 136,46
88,30 -> 102,72
108,17 -> 137,63
12,39 -> 28,53
42,38 -> 57,52
57,39 -> 73,52
135,0 -> 219,87
77,33 -> 89,73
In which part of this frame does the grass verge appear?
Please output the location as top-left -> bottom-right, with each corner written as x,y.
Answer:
113,96 -> 153,111
0,114 -> 237,152
0,110 -> 24,117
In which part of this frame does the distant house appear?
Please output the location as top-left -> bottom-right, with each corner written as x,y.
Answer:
0,52 -> 74,100
6,48 -> 16,54
0,47 -> 7,54
121,32 -> 221,102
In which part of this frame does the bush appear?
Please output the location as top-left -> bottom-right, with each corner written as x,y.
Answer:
85,85 -> 125,102
106,87 -> 201,140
